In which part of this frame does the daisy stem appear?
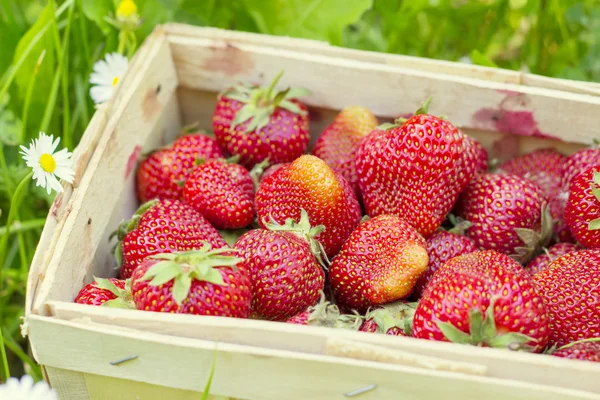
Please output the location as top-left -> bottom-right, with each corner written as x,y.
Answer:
118,30 -> 128,54
0,172 -> 33,291
0,327 -> 10,380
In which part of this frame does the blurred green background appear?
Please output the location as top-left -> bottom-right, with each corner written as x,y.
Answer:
0,0 -> 599,380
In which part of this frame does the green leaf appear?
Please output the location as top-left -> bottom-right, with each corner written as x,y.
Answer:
81,0 -> 114,33
201,269 -> 226,286
172,274 -> 192,305
284,87 -> 311,100
435,321 -> 472,345
12,3 -> 56,123
0,95 -> 22,146
470,49 -> 498,68
588,218 -> 600,231
144,261 -> 181,285
488,332 -> 534,350
102,297 -> 136,309
93,277 -> 122,297
242,0 -> 373,45
481,302 -> 498,342
468,309 -> 483,344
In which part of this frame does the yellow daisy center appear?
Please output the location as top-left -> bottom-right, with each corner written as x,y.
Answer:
112,76 -> 120,87
117,0 -> 138,19
39,153 -> 56,173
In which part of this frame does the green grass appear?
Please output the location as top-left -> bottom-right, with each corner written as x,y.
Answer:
0,0 -> 598,382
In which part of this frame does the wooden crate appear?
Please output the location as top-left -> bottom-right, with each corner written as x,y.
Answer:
25,24 -> 600,400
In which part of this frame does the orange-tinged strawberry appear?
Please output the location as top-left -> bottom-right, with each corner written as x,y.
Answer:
313,106 -> 378,198
533,249 -> 600,347
413,250 -> 550,352
255,155 -> 361,259
212,72 -> 310,168
564,165 -> 600,248
329,215 -> 428,312
355,102 -> 474,237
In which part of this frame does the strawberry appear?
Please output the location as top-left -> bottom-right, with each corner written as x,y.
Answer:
455,174 -> 552,264
255,155 -> 361,259
182,159 -> 255,230
114,199 -> 227,279
74,278 -> 134,308
564,166 -> 600,248
136,132 -> 225,203
549,194 -> 575,243
552,340 -> 600,362
313,106 -> 378,198
464,136 -> 488,175
355,101 -> 475,237
234,210 -> 325,321
413,228 -> 478,298
561,148 -> 600,189
258,163 -> 288,185
131,245 -> 251,317
360,302 -> 417,336
526,242 -> 580,275
533,249 -> 600,347
497,148 -> 565,199
329,215 -> 428,312
413,250 -> 550,352
286,294 -> 362,329
212,72 -> 310,168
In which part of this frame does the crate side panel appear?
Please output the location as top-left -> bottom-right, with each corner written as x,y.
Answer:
169,37 -> 600,146
31,35 -> 180,315
45,366 -> 90,400
44,305 -> 600,396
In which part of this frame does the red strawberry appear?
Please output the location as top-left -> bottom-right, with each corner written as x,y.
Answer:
255,155 -> 361,259
74,278 -> 133,308
414,229 -> 478,298
212,72 -> 310,168
564,165 -> 600,248
136,133 -> 225,202
526,242 -> 580,275
464,136 -> 488,175
533,249 -> 600,347
360,302 -> 417,336
355,102 -> 475,237
114,199 -> 227,279
497,148 -> 565,198
549,195 -> 575,243
131,245 -> 251,317
182,159 -> 255,229
234,210 -> 325,321
552,340 -> 600,362
329,215 -> 428,312
455,174 -> 551,263
258,163 -> 288,184
413,250 -> 550,352
313,106 -> 378,198
561,148 -> 600,189
286,295 -> 362,329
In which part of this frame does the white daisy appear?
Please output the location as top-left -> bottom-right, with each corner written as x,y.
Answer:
89,52 -> 129,104
0,375 -> 58,400
20,133 -> 75,195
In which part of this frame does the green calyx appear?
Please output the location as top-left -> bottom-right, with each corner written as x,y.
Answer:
249,158 -> 271,191
447,214 -> 471,235
436,297 -> 536,351
223,71 -> 310,133
263,209 -> 329,267
552,337 -> 600,354
377,97 -> 433,131
303,292 -> 363,330
143,243 -> 243,306
110,199 -> 159,267
94,277 -> 136,309
367,301 -> 417,336
587,171 -> 600,231
512,202 -> 553,265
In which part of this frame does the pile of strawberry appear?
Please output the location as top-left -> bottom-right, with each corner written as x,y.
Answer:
75,74 -> 600,362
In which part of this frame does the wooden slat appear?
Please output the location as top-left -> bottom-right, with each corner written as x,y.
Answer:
167,35 -> 600,145
28,316 -> 600,400
45,366 -> 90,400
48,301 -> 600,395
30,31 -> 182,318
